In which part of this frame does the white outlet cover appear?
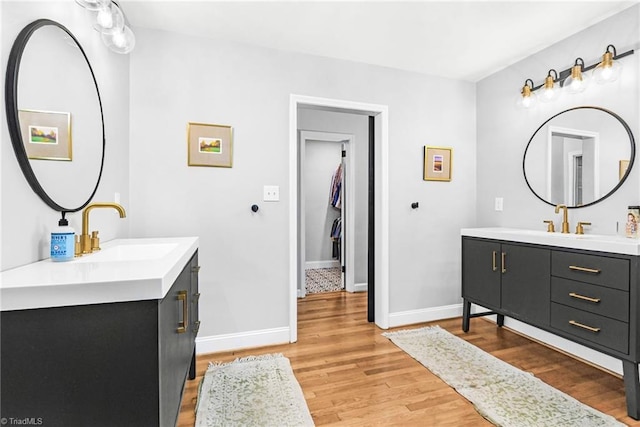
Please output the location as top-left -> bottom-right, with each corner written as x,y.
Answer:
264,185 -> 280,202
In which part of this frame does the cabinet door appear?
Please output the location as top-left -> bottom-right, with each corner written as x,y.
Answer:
462,238 -> 501,308
501,244 -> 550,325
159,258 -> 195,426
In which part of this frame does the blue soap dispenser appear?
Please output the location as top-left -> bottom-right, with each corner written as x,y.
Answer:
51,212 -> 75,262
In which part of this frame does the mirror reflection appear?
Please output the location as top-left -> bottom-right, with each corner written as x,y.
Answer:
523,106 -> 634,208
6,19 -> 105,212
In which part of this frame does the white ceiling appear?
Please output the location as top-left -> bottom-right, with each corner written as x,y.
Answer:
120,0 -> 637,82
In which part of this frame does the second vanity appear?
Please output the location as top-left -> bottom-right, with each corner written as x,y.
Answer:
461,227 -> 640,419
0,237 -> 199,427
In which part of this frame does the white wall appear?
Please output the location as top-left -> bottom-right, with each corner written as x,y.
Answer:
129,27 -> 476,347
298,109 -> 369,283
1,1 -> 130,270
476,5 -> 640,373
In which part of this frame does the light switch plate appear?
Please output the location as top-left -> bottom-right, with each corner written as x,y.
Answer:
264,185 -> 280,202
495,197 -> 504,211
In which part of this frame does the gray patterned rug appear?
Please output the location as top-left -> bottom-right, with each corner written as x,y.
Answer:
195,353 -> 314,427
383,326 -> 625,427
305,267 -> 342,294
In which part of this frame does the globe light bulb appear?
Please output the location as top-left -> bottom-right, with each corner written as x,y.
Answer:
593,47 -> 622,84
539,70 -> 560,103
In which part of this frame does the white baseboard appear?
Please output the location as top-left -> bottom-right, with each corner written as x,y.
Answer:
305,260 -> 340,270
195,327 -> 291,354
388,303 -> 463,328
354,282 -> 367,292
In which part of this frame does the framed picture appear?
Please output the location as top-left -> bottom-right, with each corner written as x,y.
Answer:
187,122 -> 233,167
18,109 -> 72,161
620,159 -> 630,180
424,146 -> 452,181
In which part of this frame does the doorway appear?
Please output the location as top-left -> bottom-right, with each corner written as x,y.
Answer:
298,131 -> 355,297
288,94 -> 390,343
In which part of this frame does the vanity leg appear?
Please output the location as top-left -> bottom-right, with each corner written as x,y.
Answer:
623,360 -> 640,420
189,349 -> 196,380
497,314 -> 504,327
462,299 -> 471,332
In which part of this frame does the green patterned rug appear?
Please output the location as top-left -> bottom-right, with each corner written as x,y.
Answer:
195,353 -> 314,427
383,326 -> 625,427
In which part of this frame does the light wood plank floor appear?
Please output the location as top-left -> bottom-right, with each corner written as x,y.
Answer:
178,291 -> 640,426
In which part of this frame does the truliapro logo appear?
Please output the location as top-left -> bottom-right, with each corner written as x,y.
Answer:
0,418 -> 43,425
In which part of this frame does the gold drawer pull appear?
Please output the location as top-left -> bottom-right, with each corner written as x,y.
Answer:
569,265 -> 601,274
569,292 -> 601,303
569,320 -> 601,333
177,290 -> 188,333
492,251 -> 497,272
501,252 -> 507,274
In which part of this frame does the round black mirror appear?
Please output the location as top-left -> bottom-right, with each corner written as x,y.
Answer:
523,106 -> 635,208
5,19 -> 105,213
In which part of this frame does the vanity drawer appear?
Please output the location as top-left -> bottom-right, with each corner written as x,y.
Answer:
551,303 -> 628,354
551,277 -> 628,322
551,251 -> 629,291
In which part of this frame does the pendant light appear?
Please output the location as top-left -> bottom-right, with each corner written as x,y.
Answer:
516,79 -> 537,109
564,58 -> 589,94
75,0 -> 110,11
539,69 -> 560,103
593,45 -> 622,84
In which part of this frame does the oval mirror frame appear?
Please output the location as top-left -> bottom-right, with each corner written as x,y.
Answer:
523,106 -> 635,209
5,19 -> 105,213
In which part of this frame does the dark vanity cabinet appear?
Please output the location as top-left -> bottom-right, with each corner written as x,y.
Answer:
0,251 -> 200,427
462,238 -> 550,330
462,237 -> 640,419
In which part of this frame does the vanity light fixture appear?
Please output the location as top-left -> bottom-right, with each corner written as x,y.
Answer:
539,69 -> 560,103
516,79 -> 537,109
564,58 -> 589,94
76,0 -> 135,54
592,44 -> 622,84
516,44 -> 633,108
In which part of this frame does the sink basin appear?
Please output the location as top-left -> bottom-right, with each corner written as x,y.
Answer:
75,242 -> 179,263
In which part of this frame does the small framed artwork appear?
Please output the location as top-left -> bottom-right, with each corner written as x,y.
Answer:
424,146 -> 452,181
18,109 -> 72,161
620,159 -> 630,180
187,122 -> 233,167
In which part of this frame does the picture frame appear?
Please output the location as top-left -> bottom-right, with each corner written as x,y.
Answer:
423,146 -> 452,181
620,159 -> 630,180
187,122 -> 233,167
18,109 -> 72,161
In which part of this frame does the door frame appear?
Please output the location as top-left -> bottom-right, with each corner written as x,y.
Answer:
289,94 -> 390,342
299,131 -> 355,297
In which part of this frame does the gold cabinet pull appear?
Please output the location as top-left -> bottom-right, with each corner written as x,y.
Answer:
569,265 -> 601,274
192,265 -> 201,273
569,292 -> 601,303
193,320 -> 201,334
569,320 -> 601,333
501,252 -> 506,274
177,290 -> 188,333
492,251 -> 497,272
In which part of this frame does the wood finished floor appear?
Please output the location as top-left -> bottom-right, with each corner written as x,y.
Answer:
178,291 -> 640,426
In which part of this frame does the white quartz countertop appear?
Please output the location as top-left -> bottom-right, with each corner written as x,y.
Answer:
461,227 -> 640,256
1,237 -> 199,311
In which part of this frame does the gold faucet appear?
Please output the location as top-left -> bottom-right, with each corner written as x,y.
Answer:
81,202 -> 127,254
575,221 -> 591,235
555,204 -> 570,234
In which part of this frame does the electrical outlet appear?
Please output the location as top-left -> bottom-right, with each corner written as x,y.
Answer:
264,185 -> 280,202
495,197 -> 504,211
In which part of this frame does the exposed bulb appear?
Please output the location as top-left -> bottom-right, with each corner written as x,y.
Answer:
96,7 -> 114,29
112,30 -> 126,48
515,80 -> 537,109
564,61 -> 589,94
592,48 -> 622,84
539,71 -> 559,103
